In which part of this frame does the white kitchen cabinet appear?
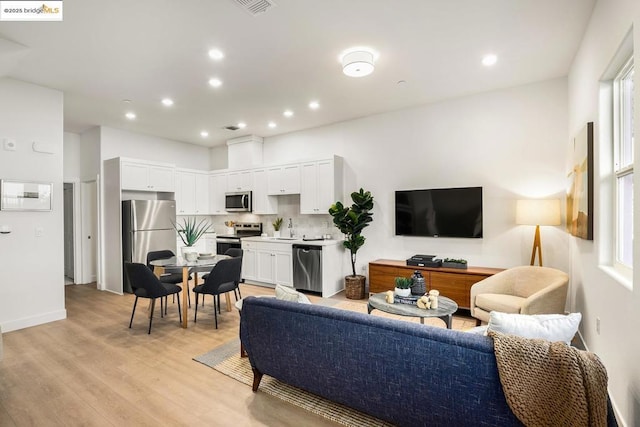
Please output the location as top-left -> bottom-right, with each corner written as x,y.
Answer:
176,170 -> 210,215
209,172 -> 227,215
194,173 -> 209,214
242,246 -> 257,280
300,157 -> 343,214
121,161 -> 175,192
242,240 -> 293,287
252,168 -> 278,214
267,164 -> 301,195
227,170 -> 253,192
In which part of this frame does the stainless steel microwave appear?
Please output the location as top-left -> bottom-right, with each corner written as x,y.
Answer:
225,191 -> 252,212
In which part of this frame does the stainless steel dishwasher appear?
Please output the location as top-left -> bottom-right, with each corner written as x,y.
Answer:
292,244 -> 323,293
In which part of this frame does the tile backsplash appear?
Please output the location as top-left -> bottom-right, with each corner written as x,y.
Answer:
182,194 -> 338,238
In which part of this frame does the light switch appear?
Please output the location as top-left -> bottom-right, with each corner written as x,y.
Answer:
35,227 -> 44,237
3,139 -> 16,151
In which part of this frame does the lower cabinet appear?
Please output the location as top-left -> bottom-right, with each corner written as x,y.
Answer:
242,241 -> 293,287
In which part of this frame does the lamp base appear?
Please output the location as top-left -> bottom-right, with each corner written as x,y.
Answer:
530,225 -> 543,266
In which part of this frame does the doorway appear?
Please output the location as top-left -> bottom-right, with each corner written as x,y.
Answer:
63,183 -> 75,285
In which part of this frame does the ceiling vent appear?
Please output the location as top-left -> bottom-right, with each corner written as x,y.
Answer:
230,0 -> 277,16
224,125 -> 240,131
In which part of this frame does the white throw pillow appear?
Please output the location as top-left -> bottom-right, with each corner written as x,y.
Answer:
275,284 -> 311,304
487,312 -> 582,344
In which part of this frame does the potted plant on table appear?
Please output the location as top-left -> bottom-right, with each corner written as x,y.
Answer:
172,217 -> 212,260
442,258 -> 468,269
328,188 -> 374,299
394,277 -> 412,297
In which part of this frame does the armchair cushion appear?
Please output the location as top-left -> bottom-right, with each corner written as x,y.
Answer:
487,312 -> 582,344
475,294 -> 524,314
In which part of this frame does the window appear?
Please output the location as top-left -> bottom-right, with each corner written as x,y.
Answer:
613,57 -> 634,270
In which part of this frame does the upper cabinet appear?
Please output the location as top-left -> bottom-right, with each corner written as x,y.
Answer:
267,164 -> 301,195
252,168 -> 278,214
227,170 -> 254,192
209,172 -> 228,215
175,169 -> 209,215
121,160 -> 175,192
300,157 -> 343,214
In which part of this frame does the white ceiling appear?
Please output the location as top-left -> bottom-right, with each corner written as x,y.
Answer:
0,0 -> 595,147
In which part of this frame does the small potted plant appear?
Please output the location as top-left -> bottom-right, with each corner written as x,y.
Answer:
442,258 -> 468,269
172,217 -> 212,258
272,217 -> 283,238
394,277 -> 412,297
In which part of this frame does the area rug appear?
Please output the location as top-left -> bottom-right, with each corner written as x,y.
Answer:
194,339 -> 393,427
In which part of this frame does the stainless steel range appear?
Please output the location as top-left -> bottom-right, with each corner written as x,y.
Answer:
216,222 -> 262,254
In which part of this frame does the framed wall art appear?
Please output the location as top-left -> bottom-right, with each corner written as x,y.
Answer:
566,122 -> 594,240
0,180 -> 53,211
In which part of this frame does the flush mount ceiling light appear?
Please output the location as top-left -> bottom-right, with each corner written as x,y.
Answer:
340,47 -> 378,77
125,112 -> 136,120
161,98 -> 174,106
237,122 -> 247,129
309,101 -> 320,110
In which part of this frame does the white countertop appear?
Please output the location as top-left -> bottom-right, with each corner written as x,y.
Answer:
241,236 -> 342,246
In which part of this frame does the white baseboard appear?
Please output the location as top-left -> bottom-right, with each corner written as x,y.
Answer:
0,309 -> 67,333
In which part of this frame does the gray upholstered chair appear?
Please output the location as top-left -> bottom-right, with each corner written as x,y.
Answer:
470,266 -> 569,325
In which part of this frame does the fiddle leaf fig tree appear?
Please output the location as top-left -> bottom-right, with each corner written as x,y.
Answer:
328,188 -> 374,277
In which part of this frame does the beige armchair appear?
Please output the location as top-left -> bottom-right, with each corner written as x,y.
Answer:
470,266 -> 569,325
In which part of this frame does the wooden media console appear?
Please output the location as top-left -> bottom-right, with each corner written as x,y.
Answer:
368,259 -> 504,310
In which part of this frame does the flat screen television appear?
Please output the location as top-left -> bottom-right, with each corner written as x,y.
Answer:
395,187 -> 483,238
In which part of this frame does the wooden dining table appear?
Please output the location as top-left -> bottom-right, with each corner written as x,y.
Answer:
150,255 -> 231,328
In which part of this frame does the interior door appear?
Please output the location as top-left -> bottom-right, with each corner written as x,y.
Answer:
80,181 -> 97,284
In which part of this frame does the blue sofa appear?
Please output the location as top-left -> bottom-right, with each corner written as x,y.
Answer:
240,297 -> 617,426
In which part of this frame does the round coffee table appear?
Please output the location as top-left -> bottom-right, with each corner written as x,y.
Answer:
367,292 -> 458,328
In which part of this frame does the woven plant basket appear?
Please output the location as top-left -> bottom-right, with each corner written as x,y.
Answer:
344,275 -> 366,300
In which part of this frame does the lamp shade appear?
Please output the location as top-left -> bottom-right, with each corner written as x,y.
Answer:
342,50 -> 374,77
516,199 -> 561,226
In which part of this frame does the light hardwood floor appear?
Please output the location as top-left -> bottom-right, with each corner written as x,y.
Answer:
0,283 -> 475,426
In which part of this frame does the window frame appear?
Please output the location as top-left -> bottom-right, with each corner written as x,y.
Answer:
612,55 -> 634,274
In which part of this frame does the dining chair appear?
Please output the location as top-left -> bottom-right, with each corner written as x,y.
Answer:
193,257 -> 242,329
202,248 -> 244,300
147,250 -> 192,308
124,262 -> 182,334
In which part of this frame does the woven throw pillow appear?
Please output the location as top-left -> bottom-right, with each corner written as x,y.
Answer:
275,284 -> 311,304
487,312 -> 581,344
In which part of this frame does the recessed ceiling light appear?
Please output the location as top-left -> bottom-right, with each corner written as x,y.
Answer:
237,122 -> 247,129
125,112 -> 136,120
482,54 -> 498,66
161,98 -> 174,106
208,78 -> 223,88
268,122 -> 277,128
283,110 -> 294,118
200,130 -> 209,137
309,101 -> 320,110
208,49 -> 224,60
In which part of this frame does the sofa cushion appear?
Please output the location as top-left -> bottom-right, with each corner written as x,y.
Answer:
475,293 -> 524,314
275,284 -> 311,303
487,311 -> 582,344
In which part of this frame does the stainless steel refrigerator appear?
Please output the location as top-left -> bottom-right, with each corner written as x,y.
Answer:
122,200 -> 177,293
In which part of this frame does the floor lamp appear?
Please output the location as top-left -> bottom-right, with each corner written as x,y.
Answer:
516,199 -> 561,266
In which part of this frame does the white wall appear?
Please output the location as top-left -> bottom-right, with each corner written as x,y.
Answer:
264,78 -> 570,274
63,132 -> 81,182
0,78 -> 66,332
568,0 -> 640,424
100,126 -> 210,169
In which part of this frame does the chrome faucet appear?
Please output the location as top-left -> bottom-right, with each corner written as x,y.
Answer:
288,218 -> 293,237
